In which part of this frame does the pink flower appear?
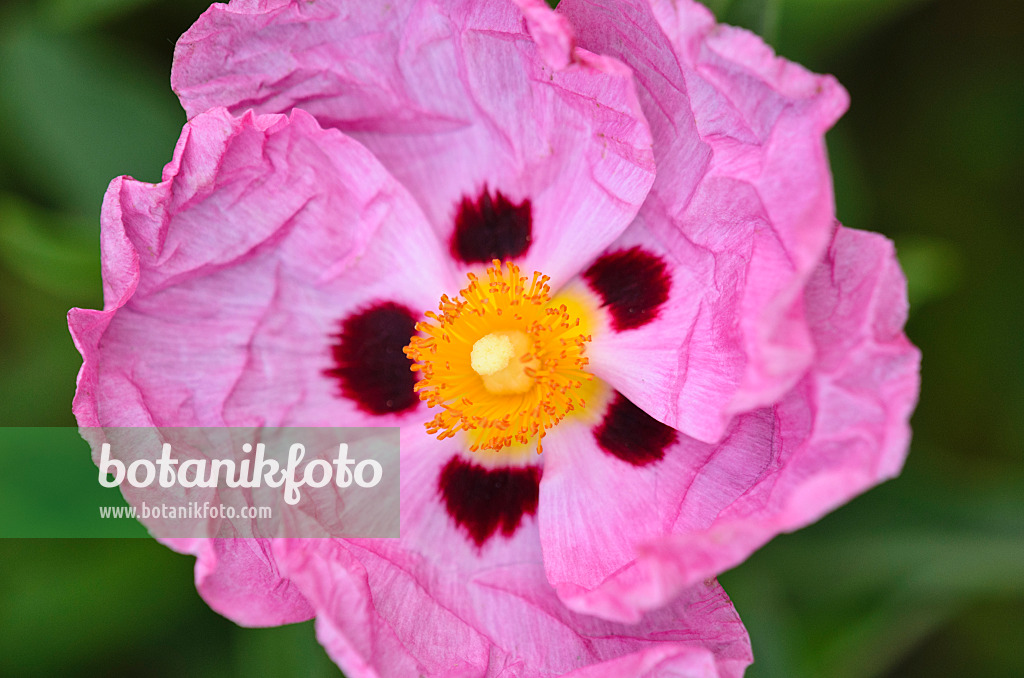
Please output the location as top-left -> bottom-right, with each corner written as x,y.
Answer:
69,0 -> 920,675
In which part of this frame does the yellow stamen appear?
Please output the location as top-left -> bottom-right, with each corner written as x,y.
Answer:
404,260 -> 593,454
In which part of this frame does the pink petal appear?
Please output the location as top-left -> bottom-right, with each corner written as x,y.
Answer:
539,416 -> 703,623
70,107 -> 456,430
268,428 -> 751,678
582,217 -> 748,443
561,645 -> 727,678
161,537 -> 314,626
171,0 -> 655,286
542,226 -> 920,621
512,0 -> 576,70
560,0 -> 849,440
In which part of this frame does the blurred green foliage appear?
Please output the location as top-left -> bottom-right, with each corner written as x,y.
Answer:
0,0 -> 1021,676
0,428 -> 147,537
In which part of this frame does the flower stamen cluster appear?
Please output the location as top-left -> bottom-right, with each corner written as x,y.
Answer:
405,260 -> 592,454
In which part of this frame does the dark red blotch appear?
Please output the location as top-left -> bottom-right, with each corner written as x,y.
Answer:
582,247 -> 670,331
439,456 -> 541,547
450,188 -> 532,264
326,301 -> 419,415
593,391 -> 677,466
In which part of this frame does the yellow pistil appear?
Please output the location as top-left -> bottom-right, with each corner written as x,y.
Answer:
471,330 -> 538,395
404,260 -> 593,454
470,333 -> 516,376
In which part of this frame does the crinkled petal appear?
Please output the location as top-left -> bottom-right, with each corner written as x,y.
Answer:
172,0 -> 655,286
269,429 -> 751,678
538,415 -> 704,623
512,0 -> 577,70
582,215 -> 750,443
69,107 -> 456,430
560,0 -> 849,441
541,226 -> 920,621
561,645 -> 725,678
160,537 -> 314,626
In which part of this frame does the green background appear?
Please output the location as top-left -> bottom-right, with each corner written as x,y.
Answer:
0,0 -> 1021,675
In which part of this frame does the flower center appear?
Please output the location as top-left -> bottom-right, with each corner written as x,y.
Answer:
405,260 -> 593,454
470,331 -> 539,394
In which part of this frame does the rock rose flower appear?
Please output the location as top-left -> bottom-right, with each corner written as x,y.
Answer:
69,0 -> 920,675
